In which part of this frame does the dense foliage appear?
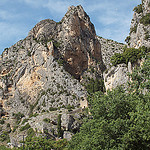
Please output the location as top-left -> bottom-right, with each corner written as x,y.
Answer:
140,13 -> 150,26
133,4 -> 143,14
111,46 -> 150,66
86,78 -> 105,94
16,137 -> 68,150
68,55 -> 150,150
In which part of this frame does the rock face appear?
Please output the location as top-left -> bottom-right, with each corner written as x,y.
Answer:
0,1 -> 149,145
98,37 -> 124,69
0,5 -> 104,143
103,64 -> 129,91
104,0 -> 150,91
28,5 -> 103,80
126,0 -> 150,48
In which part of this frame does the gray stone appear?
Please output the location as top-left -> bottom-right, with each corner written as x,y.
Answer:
63,131 -> 74,141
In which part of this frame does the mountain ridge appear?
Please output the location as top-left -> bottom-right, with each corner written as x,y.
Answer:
0,1 -> 149,147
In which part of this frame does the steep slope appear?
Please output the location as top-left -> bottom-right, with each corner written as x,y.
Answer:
0,5 -> 104,144
126,0 -> 150,48
104,0 -> 150,91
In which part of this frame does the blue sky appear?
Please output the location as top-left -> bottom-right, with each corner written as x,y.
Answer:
0,0 -> 141,54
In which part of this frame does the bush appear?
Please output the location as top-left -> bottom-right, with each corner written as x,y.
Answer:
0,119 -> 5,124
26,128 -> 35,141
85,78 -> 105,94
49,107 -> 57,111
140,13 -> 150,25
0,131 -> 10,142
43,118 -> 51,123
111,46 -> 150,66
130,25 -> 137,33
20,123 -> 31,131
133,4 -> 143,14
125,36 -> 131,43
0,146 -> 11,150
7,123 -> 10,128
13,112 -> 24,124
21,118 -> 29,125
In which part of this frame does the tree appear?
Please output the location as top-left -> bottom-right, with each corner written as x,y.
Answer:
57,114 -> 62,138
68,55 -> 150,150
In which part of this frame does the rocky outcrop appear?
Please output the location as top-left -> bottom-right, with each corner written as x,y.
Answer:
103,64 -> 129,91
104,0 -> 150,91
0,1 -> 149,146
28,5 -> 103,80
98,37 -> 124,69
0,5 -> 102,143
126,0 -> 150,48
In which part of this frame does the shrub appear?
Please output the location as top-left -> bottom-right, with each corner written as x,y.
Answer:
125,36 -> 131,43
49,107 -> 57,111
27,128 -> 35,138
27,51 -> 31,57
130,25 -> 137,33
140,13 -> 150,25
57,58 -> 64,66
0,119 -> 5,124
7,123 -> 10,128
53,41 -> 61,49
20,123 -> 31,131
21,118 -> 29,125
111,53 -> 125,66
111,46 -> 150,66
0,131 -> 10,142
43,118 -> 51,123
13,112 -> 24,124
133,4 -> 143,14
86,78 -> 106,94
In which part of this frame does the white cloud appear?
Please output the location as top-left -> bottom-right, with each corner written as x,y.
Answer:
21,0 -> 84,15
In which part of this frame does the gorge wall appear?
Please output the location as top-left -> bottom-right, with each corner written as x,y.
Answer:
0,0 -> 149,146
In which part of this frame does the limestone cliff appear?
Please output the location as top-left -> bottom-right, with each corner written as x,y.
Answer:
0,5 -> 101,143
0,1 -> 149,146
126,0 -> 150,48
104,0 -> 150,91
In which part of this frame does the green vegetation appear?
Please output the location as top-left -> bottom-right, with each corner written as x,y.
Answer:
111,46 -> 150,66
145,31 -> 150,40
7,123 -> 10,128
57,58 -> 65,66
20,123 -> 31,131
17,136 -> 68,150
43,118 -> 51,123
13,112 -> 25,124
56,19 -> 64,24
26,128 -> 35,141
130,25 -> 137,33
68,55 -> 150,150
0,146 -> 11,150
66,104 -> 75,112
125,36 -> 131,43
49,107 -> 58,111
0,119 -> 5,124
57,114 -> 63,138
53,41 -> 61,49
85,78 -> 105,94
21,118 -> 29,125
133,4 -> 143,13
27,51 -> 31,57
0,131 -> 10,142
140,13 -> 150,25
